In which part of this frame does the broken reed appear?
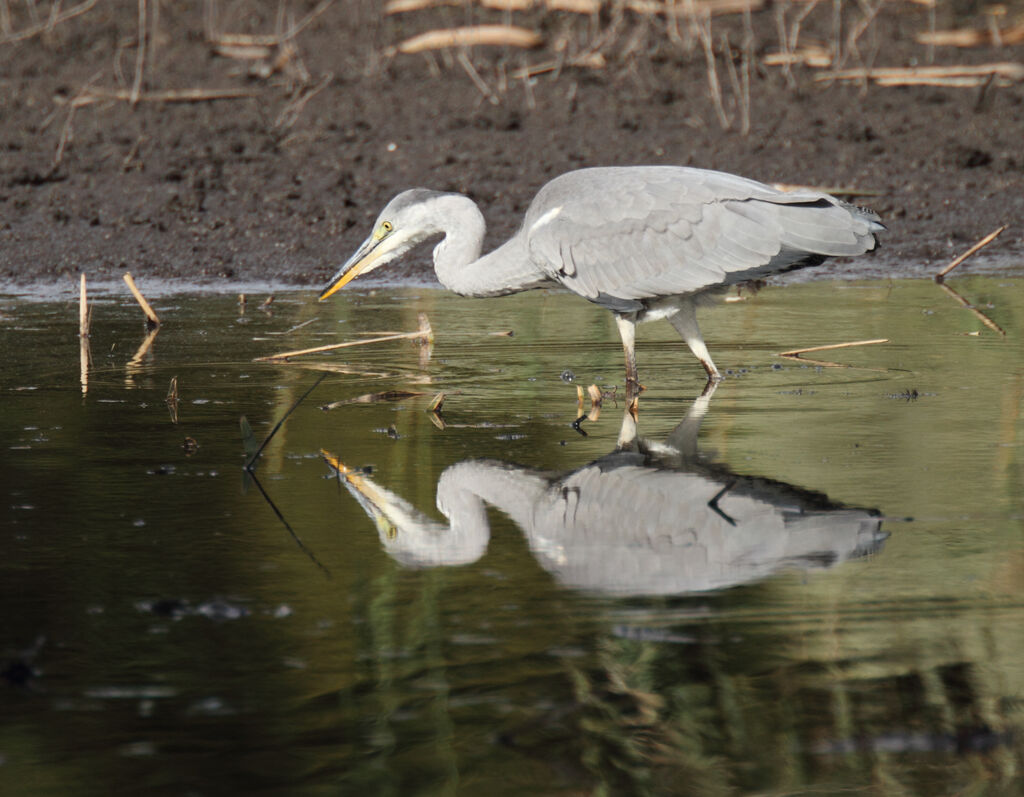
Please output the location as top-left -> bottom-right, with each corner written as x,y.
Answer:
123,272 -> 160,328
256,313 -> 432,362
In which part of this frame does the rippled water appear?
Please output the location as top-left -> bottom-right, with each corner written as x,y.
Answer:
1,277 -> 1022,796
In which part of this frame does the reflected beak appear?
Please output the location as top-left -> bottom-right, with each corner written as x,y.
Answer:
318,234 -> 382,302
320,449 -> 403,540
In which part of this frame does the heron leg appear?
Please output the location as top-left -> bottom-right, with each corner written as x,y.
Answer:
614,313 -> 644,403
669,298 -> 722,382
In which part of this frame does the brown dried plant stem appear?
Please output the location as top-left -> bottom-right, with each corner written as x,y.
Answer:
935,282 -> 1006,336
256,315 -> 432,362
779,338 -> 888,357
123,272 -> 161,327
935,225 -> 1007,280
0,0 -> 96,44
79,273 -> 89,338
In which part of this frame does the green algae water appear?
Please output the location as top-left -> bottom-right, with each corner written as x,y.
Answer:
1,277 -> 1022,796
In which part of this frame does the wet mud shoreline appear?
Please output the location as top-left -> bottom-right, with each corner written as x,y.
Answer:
1,1 -> 1022,291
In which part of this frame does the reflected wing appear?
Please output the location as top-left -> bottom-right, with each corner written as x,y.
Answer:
524,167 -> 881,309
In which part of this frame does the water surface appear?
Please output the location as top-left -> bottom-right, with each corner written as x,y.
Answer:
1,277 -> 1022,795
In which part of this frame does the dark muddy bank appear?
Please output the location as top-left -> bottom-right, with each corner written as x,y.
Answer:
1,0 -> 1021,290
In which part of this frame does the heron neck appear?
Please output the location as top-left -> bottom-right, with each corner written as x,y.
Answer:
431,194 -> 541,298
430,195 -> 487,296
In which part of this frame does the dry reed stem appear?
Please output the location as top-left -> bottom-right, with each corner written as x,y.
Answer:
818,63 -> 1024,85
935,282 -> 1006,336
389,25 -> 543,55
779,338 -> 888,356
696,13 -> 731,129
78,273 -> 89,338
123,272 -> 161,327
456,51 -> 498,102
71,87 -> 260,107
778,354 -> 889,370
131,0 -> 147,105
80,336 -> 90,395
917,24 -> 1024,48
256,315 -> 432,361
1,0 -> 96,44
275,72 -> 333,129
511,51 -> 605,78
127,327 -> 159,371
935,225 -> 1007,279
763,44 -> 832,66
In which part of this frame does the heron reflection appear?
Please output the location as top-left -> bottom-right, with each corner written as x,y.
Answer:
323,386 -> 887,596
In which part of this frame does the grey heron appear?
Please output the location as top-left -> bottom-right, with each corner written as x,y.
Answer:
321,387 -> 887,595
320,166 -> 884,387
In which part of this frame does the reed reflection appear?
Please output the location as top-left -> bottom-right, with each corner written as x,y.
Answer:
323,385 -> 888,596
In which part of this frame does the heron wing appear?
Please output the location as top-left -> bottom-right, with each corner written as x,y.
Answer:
523,167 -> 880,308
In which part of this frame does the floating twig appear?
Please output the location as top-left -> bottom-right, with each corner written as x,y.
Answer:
123,272 -> 160,328
256,314 -> 432,361
319,390 -> 428,410
935,225 -> 1007,280
935,281 -> 1006,336
779,338 -> 889,357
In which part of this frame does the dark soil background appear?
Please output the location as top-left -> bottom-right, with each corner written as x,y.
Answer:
1,0 -> 1022,290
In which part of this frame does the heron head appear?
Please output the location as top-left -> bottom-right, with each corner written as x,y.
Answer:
319,189 -> 443,301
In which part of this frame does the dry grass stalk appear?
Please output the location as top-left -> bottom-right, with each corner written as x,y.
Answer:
721,31 -> 750,134
384,0 -> 596,12
935,225 -> 1007,280
457,51 -> 499,103
695,13 -> 731,129
123,272 -> 161,328
388,25 -> 543,55
779,338 -> 888,357
763,43 -> 832,67
818,63 -> 1024,86
917,23 -> 1024,48
1,0 -> 96,44
71,87 -> 260,107
511,51 -> 605,78
131,0 -> 147,105
256,315 -> 433,361
935,282 -> 1006,336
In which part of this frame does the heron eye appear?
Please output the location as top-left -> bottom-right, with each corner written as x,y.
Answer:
385,524 -> 398,541
381,221 -> 393,233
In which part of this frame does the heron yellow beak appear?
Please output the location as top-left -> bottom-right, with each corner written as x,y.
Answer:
318,232 -> 388,301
